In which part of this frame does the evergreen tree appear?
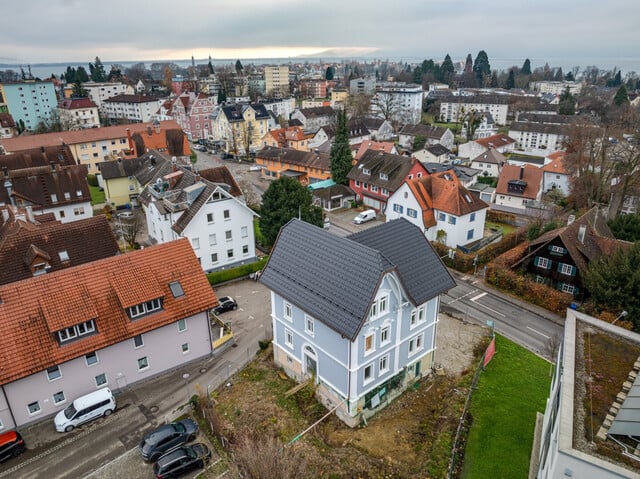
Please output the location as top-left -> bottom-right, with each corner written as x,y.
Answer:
521,58 -> 531,75
235,59 -> 243,75
490,71 -> 499,88
506,69 -> 515,89
329,109 -> 353,185
258,177 -> 323,247
473,50 -> 491,86
412,65 -> 423,84
72,80 -> 88,98
558,87 -> 576,115
464,54 -> 473,73
608,212 -> 640,242
89,56 -> 107,82
76,66 -> 89,83
614,85 -> 629,106
208,56 -> 214,75
64,66 -> 77,84
325,66 -> 334,81
217,88 -> 227,104
565,71 -> 575,81
108,66 -> 123,82
554,67 -> 564,81
439,54 -> 455,84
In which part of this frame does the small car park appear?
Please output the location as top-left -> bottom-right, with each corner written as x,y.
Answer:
54,387 -> 116,433
213,296 -> 237,315
0,430 -> 25,463
153,443 -> 211,478
353,209 -> 376,224
139,418 -> 198,462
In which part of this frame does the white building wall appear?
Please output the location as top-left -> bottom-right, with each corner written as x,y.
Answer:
543,172 -> 570,194
1,312 -> 211,429
44,201 -> 92,224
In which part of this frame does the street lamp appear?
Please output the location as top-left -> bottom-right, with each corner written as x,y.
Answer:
612,310 -> 628,325
182,373 -> 190,404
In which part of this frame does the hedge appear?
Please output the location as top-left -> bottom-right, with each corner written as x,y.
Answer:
207,256 -> 268,286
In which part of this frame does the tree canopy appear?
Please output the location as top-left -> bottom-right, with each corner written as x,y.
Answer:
258,176 -> 323,246
439,54 -> 455,84
473,50 -> 491,86
583,242 -> 640,331
521,58 -> 531,75
558,87 -> 576,115
608,213 -> 640,242
89,56 -> 107,82
329,109 -> 353,185
614,85 -> 629,106
325,66 -> 334,81
235,59 -> 243,75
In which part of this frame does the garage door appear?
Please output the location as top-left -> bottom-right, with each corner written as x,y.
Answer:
363,196 -> 381,211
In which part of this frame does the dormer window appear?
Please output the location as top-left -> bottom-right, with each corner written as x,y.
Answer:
64,192 -> 71,200
59,250 -> 69,262
363,168 -> 371,175
128,298 -> 162,320
57,319 -> 96,344
380,173 -> 388,180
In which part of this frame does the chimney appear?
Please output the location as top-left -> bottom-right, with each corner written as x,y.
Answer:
578,225 -> 586,244
25,205 -> 34,223
567,214 -> 575,225
171,157 -> 177,172
50,161 -> 56,171
126,128 -> 136,156
3,177 -> 14,206
147,125 -> 152,136
154,120 -> 160,134
1,209 -> 8,223
519,166 -> 524,180
194,169 -> 201,182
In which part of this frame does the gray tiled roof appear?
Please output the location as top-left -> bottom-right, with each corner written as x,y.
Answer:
260,218 -> 455,340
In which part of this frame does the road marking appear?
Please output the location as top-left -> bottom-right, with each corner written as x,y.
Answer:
446,289 -> 478,305
470,301 -> 505,317
470,292 -> 487,302
526,326 -> 551,339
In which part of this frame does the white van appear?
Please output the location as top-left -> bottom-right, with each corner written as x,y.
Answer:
353,209 -> 376,224
54,387 -> 116,432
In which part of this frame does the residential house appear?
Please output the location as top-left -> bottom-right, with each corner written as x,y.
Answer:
354,141 -> 397,161
261,126 -> 311,152
398,124 -> 455,151
0,113 -> 16,138
362,117 -> 394,141
58,98 -> 100,129
255,146 -> 331,184
98,150 -> 168,207
264,65 -> 290,96
0,80 -> 58,132
309,180 -> 356,211
102,94 -> 158,124
508,121 -> 569,157
1,120 -> 189,173
458,133 -> 516,160
494,164 -> 543,213
1,163 -> 91,223
371,82 -> 424,126
530,80 -> 583,96
470,149 -> 507,177
467,183 -> 496,204
412,144 -> 451,164
310,119 -> 371,148
535,309 -> 640,479
460,111 -> 498,139
512,207 -> 629,297
170,92 -> 215,142
0,144 -> 77,171
330,88 -> 349,108
139,161 -> 257,273
507,154 -> 547,168
82,82 -> 134,109
348,150 -> 429,213
439,93 -> 511,125
0,239 -> 217,429
420,163 -> 481,188
211,103 -> 270,155
290,106 -> 336,133
0,207 -> 119,285
386,172 -> 489,248
299,79 -> 327,98
261,98 -> 296,122
260,218 -> 456,427
349,77 -> 376,96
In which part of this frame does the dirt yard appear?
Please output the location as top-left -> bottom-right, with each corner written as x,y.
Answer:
203,313 -> 489,479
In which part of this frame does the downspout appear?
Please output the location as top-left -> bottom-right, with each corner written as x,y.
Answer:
206,309 -> 214,355
1,386 -> 18,430
347,339 -> 352,416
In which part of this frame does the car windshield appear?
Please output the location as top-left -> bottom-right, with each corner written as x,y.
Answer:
186,447 -> 196,459
64,403 -> 77,420
174,422 -> 186,433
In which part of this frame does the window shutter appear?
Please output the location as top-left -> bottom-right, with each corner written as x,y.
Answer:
557,262 -> 563,273
534,256 -> 540,267
571,265 -> 577,277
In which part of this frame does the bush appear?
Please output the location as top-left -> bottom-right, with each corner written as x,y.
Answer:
207,256 -> 268,285
486,210 -> 517,226
87,174 -> 99,187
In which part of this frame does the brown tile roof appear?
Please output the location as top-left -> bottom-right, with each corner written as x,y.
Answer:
400,124 -> 449,140
0,212 -> 119,285
475,134 -> 516,149
298,106 -> 335,118
348,150 -> 426,192
541,151 -> 568,174
355,141 -> 396,160
0,144 -> 77,171
407,172 -> 489,227
0,113 -> 16,129
257,146 -> 331,172
0,239 -> 218,384
103,94 -> 157,104
495,164 -> 543,199
0,164 -> 91,207
198,166 -> 242,197
60,98 -> 98,109
0,120 -> 184,152
471,148 -> 507,166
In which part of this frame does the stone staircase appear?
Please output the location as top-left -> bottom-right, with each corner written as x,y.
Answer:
597,356 -> 640,441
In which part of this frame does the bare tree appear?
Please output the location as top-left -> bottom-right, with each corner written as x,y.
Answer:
237,178 -> 261,208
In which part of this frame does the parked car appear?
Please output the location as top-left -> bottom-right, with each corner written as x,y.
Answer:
193,144 -> 207,152
353,209 -> 376,224
0,430 -> 25,463
153,443 -> 211,478
139,418 -> 198,462
213,296 -> 237,315
54,387 -> 116,433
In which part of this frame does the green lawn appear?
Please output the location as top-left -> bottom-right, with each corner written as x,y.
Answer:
462,335 -> 552,479
485,221 -> 517,236
89,185 -> 105,206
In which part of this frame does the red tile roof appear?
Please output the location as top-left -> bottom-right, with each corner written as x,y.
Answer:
355,141 -> 396,160
0,239 -> 218,384
542,151 -> 568,174
495,164 -> 543,199
475,133 -> 516,149
60,98 -> 98,110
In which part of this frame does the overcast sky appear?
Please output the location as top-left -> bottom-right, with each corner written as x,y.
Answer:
2,0 -> 639,71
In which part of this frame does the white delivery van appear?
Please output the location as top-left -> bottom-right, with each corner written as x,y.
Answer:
54,387 -> 116,432
353,209 -> 376,224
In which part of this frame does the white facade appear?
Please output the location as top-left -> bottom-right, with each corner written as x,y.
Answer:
371,83 -> 424,126
509,126 -> 567,158
543,170 -> 570,194
45,200 -> 92,224
440,96 -> 509,125
386,182 -> 487,248
262,97 -> 296,120
145,187 -> 258,272
58,104 -> 100,129
0,312 -> 210,429
530,81 -> 583,96
84,82 -> 134,109
102,98 -> 157,124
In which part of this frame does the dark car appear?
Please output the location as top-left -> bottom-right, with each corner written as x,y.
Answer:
153,443 -> 211,478
213,296 -> 237,315
0,430 -> 25,463
139,418 -> 198,462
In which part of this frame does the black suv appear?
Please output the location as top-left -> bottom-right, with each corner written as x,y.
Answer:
153,443 -> 211,478
0,430 -> 25,463
213,296 -> 237,315
139,418 -> 198,462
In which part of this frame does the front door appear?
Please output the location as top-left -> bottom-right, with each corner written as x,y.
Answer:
303,345 -> 318,380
